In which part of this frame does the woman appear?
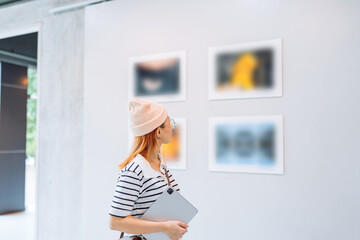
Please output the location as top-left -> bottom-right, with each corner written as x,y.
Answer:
109,98 -> 189,240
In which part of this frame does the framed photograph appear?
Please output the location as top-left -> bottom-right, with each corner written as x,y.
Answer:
209,116 -> 284,174
127,118 -> 187,170
209,39 -> 282,100
129,51 -> 186,102
161,118 -> 187,170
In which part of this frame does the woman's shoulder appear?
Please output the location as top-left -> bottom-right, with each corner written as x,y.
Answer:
123,153 -> 169,180
120,155 -> 144,179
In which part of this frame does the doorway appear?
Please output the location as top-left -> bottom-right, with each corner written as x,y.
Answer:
0,28 -> 40,240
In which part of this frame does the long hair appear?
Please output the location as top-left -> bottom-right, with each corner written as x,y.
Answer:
118,121 -> 166,170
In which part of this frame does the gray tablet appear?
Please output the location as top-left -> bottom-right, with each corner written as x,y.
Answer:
140,186 -> 198,240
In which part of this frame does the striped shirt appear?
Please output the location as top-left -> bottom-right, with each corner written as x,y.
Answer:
109,153 -> 180,218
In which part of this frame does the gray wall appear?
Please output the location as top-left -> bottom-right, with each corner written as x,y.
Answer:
83,0 -> 360,239
0,1 -> 84,240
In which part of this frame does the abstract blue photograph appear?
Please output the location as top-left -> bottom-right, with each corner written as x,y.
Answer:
209,116 -> 283,174
216,122 -> 276,166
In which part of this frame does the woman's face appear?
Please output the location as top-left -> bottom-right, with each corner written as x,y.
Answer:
158,116 -> 173,144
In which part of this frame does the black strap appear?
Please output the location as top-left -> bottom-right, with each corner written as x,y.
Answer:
164,165 -> 171,186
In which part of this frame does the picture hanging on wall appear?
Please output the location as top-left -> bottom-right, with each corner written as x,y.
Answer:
209,116 -> 284,174
161,118 -> 187,170
129,51 -> 186,103
128,118 -> 187,170
208,39 -> 282,100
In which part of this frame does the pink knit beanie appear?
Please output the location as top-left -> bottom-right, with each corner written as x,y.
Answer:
128,98 -> 168,137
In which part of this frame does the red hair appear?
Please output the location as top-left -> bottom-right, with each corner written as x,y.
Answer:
119,127 -> 160,170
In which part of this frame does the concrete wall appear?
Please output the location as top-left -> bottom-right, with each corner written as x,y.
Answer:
83,0 -> 360,240
0,1 -> 85,240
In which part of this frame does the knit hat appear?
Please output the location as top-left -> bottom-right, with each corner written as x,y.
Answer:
128,98 -> 168,137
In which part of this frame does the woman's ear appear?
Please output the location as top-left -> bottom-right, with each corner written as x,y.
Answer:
156,127 -> 161,139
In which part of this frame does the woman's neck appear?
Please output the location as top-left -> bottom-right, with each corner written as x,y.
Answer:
142,150 -> 160,165
140,143 -> 162,170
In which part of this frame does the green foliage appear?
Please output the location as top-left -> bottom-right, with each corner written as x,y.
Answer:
26,68 -> 37,159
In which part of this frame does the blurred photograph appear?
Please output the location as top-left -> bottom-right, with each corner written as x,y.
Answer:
209,116 -> 283,174
129,51 -> 186,102
209,39 -> 282,100
161,118 -> 187,170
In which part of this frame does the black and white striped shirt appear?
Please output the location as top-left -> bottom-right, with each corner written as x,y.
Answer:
109,153 -> 180,218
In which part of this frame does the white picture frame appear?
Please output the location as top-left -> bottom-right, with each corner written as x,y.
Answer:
129,51 -> 187,103
209,115 -> 284,174
208,39 -> 282,100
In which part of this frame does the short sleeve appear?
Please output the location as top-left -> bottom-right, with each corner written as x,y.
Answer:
109,170 -> 141,218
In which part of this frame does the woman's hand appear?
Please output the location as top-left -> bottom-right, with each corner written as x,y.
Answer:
162,221 -> 189,240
